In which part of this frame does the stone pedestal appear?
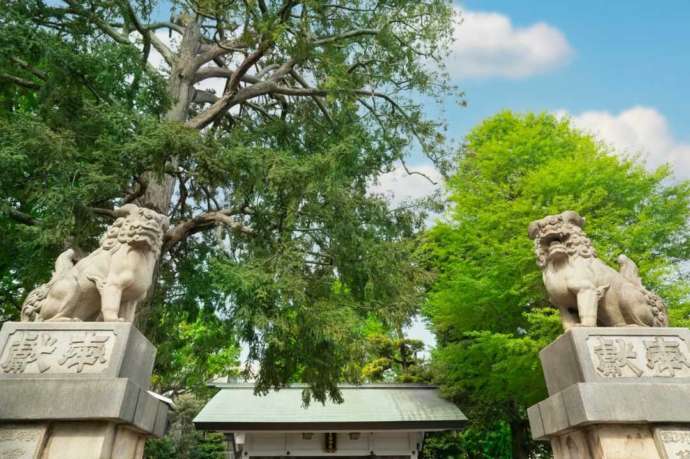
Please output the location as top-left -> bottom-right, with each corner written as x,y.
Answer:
0,322 -> 169,459
528,327 -> 690,459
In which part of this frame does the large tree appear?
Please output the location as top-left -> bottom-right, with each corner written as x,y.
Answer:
0,0 -> 456,401
424,112 -> 690,458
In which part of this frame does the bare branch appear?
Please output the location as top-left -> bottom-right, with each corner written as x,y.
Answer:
144,21 -> 184,34
64,0 -> 131,45
312,28 -> 380,46
193,67 -> 262,85
269,58 -> 297,82
400,159 -> 437,185
0,73 -> 41,90
194,38 -> 249,67
289,70 -> 332,125
165,209 -> 254,247
193,89 -> 220,104
194,66 -> 233,81
120,0 -> 176,67
89,207 -> 117,218
244,101 -> 276,120
186,80 -> 274,129
123,177 -> 148,204
226,43 -> 271,93
147,31 -> 177,67
256,63 -> 279,80
10,57 -> 47,81
6,209 -> 37,226
189,0 -> 300,126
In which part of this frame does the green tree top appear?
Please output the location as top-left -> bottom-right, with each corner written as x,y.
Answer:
424,111 -> 690,458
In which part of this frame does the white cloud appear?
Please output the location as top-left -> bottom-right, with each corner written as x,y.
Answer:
563,107 -> 690,178
369,164 -> 443,206
404,315 -> 436,355
447,9 -> 573,79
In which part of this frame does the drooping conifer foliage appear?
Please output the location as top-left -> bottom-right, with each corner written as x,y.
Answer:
0,0 -> 457,402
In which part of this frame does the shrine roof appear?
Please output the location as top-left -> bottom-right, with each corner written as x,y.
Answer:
194,384 -> 467,432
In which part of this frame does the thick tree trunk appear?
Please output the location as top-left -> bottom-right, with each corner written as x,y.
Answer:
138,18 -> 202,214
510,420 -> 530,459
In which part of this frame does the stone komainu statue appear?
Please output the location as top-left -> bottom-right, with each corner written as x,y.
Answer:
528,210 -> 668,330
21,204 -> 169,322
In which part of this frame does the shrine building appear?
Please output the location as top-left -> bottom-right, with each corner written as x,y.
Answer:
194,384 -> 467,459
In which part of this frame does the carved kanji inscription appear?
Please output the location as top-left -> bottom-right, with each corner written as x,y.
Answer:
0,424 -> 48,459
586,335 -> 690,379
655,428 -> 690,459
0,329 -> 115,375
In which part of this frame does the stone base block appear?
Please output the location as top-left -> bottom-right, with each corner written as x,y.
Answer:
0,322 -> 171,458
549,424 -> 660,459
530,327 -> 690,458
0,421 -> 148,459
528,382 -> 690,439
542,424 -> 690,459
0,378 -> 168,436
0,322 -> 156,390
539,327 -> 690,395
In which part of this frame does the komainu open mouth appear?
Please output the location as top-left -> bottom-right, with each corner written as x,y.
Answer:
542,232 -> 567,254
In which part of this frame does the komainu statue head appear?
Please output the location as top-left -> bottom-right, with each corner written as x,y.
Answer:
101,204 -> 169,256
528,210 -> 595,269
528,210 -> 667,330
21,204 -> 169,322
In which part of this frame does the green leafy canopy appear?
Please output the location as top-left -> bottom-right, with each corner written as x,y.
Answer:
424,111 -> 690,458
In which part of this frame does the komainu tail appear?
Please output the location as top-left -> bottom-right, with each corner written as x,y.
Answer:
617,254 -> 643,287
618,254 -> 668,327
51,249 -> 77,281
20,283 -> 50,321
20,249 -> 77,322
645,290 -> 669,327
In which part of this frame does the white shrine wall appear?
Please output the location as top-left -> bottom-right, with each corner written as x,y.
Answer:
237,431 -> 425,458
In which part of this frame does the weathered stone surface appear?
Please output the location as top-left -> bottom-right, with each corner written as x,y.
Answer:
529,382 -> 690,439
528,210 -> 667,330
0,321 -> 169,457
0,378 -> 168,437
539,327 -> 690,395
0,423 -> 48,459
550,429 -> 595,459
527,405 -> 544,440
0,323 -> 169,438
547,424 -> 666,459
112,426 -> 146,459
152,396 -> 170,438
588,425 -> 660,459
1,421 -> 150,459
132,387 -> 160,434
42,422 -> 117,459
537,391 -> 569,437
653,426 -> 690,459
0,322 -> 155,389
20,204 -> 169,322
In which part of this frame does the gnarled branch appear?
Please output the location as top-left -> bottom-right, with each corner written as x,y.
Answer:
0,73 -> 41,90
165,209 -> 254,248
6,209 -> 37,226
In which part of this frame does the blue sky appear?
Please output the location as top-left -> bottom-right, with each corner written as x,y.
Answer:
380,0 -> 690,210
447,0 -> 690,139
